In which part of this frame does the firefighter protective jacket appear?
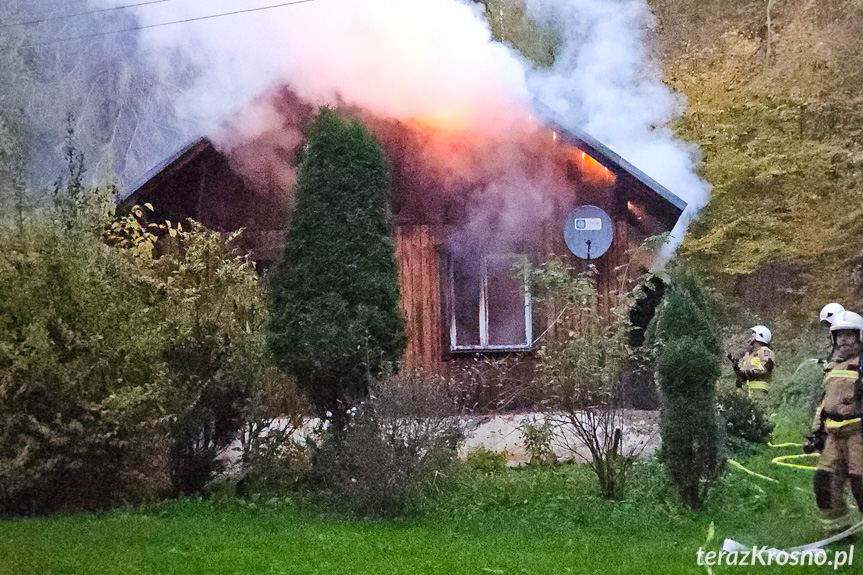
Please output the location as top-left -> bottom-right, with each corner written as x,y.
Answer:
737,345 -> 774,394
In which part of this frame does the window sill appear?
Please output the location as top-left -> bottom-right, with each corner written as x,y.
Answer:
449,346 -> 535,355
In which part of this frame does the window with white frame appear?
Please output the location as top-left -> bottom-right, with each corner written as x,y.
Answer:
447,253 -> 532,352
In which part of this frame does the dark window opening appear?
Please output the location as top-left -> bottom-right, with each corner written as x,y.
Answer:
629,274 -> 666,347
448,253 -> 532,352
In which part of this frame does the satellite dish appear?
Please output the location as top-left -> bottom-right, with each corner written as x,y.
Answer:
564,205 -> 614,259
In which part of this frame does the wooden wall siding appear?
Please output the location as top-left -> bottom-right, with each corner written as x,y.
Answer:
396,225 -> 443,373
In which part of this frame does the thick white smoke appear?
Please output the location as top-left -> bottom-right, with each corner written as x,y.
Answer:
524,0 -> 710,251
92,0 -> 709,252
92,0 -> 529,136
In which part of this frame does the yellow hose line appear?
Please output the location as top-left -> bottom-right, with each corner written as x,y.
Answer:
728,459 -> 779,482
771,453 -> 819,471
768,442 -> 804,448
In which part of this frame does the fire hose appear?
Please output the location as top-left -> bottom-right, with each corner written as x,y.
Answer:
723,519 -> 863,554
723,445 -> 863,552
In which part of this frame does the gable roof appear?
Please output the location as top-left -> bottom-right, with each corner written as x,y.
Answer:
117,137 -> 213,208
119,107 -> 688,230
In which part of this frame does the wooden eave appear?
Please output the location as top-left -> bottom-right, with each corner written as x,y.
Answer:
532,100 -> 687,230
117,137 -> 214,210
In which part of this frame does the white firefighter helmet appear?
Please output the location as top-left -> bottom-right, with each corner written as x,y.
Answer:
829,310 -> 863,337
819,302 -> 845,325
750,325 -> 772,344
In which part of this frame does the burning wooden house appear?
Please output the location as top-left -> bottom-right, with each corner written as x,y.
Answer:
120,103 -> 685,381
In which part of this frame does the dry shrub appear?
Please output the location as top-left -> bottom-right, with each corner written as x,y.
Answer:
311,372 -> 462,516
235,369 -> 311,495
448,355 -> 541,413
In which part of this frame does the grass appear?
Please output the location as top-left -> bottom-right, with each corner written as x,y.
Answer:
0,422 -> 857,574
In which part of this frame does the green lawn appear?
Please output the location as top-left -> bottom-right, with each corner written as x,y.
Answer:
0,449 -> 856,574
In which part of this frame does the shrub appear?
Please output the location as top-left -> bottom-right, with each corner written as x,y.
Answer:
235,369 -> 311,496
310,372 -> 462,516
520,416 -> 556,466
268,108 -> 405,427
463,447 -> 508,474
649,272 -> 723,509
151,224 -> 272,495
716,390 -> 774,454
0,222 -> 167,514
526,258 -> 635,499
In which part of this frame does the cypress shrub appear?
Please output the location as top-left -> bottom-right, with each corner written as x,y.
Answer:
267,108 -> 405,424
648,272 -> 723,509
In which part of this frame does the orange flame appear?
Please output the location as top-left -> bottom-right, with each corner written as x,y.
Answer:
567,146 -> 615,185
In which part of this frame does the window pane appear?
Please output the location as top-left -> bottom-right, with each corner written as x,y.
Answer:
486,257 -> 527,346
451,254 -> 481,347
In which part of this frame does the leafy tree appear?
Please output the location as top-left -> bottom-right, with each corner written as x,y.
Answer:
648,270 -> 723,509
268,108 -> 405,426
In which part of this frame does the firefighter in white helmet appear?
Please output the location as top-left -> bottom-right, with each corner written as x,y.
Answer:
812,310 -> 863,534
730,325 -> 775,400
806,303 -> 851,532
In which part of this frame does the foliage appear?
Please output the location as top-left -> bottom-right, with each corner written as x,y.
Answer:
51,117 -> 115,233
463,446 -> 508,475
716,389 -> 774,455
268,108 -> 405,426
525,257 -> 635,499
519,416 -> 556,466
646,0 -> 863,326
310,372 -> 462,517
148,222 -> 269,495
0,218 -> 167,514
235,369 -> 311,496
774,356 -> 827,416
0,0 -> 194,188
472,0 -> 560,68
0,133 -> 283,511
649,271 -> 724,509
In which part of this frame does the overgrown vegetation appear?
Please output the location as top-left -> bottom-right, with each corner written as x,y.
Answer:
309,372 -> 462,517
526,258 -> 636,499
716,390 -> 774,455
647,0 -> 863,326
0,138 -> 302,514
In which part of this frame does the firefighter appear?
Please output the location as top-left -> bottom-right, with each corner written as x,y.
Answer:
806,303 -> 851,532
813,310 -> 863,534
731,325 -> 775,400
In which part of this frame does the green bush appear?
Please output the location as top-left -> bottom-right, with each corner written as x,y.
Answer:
520,417 -> 556,466
150,224 -> 266,495
268,108 -> 405,426
716,390 -> 774,455
463,447 -> 508,475
0,221 -> 167,514
235,369 -> 311,496
0,154 -> 281,513
526,258 -> 634,499
649,272 -> 723,509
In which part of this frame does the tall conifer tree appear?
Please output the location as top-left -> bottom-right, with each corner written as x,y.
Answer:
268,109 -> 405,423
648,271 -> 723,509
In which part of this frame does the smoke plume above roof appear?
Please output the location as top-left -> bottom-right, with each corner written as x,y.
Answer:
91,0 -> 709,251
